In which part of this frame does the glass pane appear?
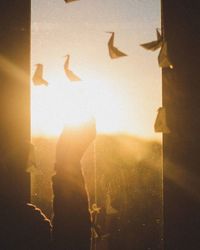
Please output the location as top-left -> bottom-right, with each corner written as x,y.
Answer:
31,1 -> 162,249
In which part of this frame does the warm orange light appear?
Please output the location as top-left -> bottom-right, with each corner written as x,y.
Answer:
31,82 -> 92,136
31,74 -> 158,138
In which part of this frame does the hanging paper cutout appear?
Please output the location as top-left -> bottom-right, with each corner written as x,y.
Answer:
141,29 -> 173,69
158,41 -> 173,69
64,0 -> 79,3
64,55 -> 81,81
26,143 -> 38,173
91,203 -> 101,214
107,32 -> 127,59
156,28 -> 162,41
105,192 -> 119,215
154,107 -> 170,133
32,64 -> 48,86
140,29 -> 162,51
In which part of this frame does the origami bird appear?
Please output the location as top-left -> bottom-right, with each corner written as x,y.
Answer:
140,29 -> 163,51
26,143 -> 38,173
32,64 -> 48,86
141,29 -> 173,68
64,55 -> 81,81
154,107 -> 170,133
158,41 -> 173,69
105,192 -> 118,215
107,32 -> 127,59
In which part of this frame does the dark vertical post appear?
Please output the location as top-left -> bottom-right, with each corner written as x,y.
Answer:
162,1 -> 200,249
0,1 -> 31,204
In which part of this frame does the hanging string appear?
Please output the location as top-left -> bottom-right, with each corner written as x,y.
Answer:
161,0 -> 165,104
93,139 -> 97,206
91,139 -> 98,250
161,0 -> 165,40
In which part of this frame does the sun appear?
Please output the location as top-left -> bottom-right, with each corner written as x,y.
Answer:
31,81 -> 93,136
31,76 -> 125,137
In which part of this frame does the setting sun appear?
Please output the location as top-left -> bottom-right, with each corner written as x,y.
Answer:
31,77 -> 127,136
31,82 -> 91,136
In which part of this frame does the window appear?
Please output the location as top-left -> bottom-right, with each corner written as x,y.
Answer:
31,1 -> 163,249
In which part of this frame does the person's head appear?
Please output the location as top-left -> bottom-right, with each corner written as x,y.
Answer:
56,118 -> 96,168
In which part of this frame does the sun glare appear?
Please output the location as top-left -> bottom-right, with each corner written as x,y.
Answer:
31,81 -> 93,136
31,77 -> 125,137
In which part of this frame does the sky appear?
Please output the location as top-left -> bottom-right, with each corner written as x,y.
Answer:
31,0 -> 161,139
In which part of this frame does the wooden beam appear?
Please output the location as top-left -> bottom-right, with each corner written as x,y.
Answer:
0,0 -> 31,204
163,1 -> 200,249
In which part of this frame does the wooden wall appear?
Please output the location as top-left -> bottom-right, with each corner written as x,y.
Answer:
0,0 -> 31,204
163,1 -> 200,249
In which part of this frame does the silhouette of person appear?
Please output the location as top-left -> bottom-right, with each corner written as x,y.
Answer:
0,199 -> 51,250
52,119 -> 96,250
0,148 -> 52,250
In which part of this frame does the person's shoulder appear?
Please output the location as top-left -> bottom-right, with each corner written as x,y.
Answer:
26,203 -> 52,227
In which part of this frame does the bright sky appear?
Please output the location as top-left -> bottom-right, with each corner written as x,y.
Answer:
31,0 -> 161,139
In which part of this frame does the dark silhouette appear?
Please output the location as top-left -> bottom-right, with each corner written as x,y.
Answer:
0,150 -> 52,250
52,120 -> 96,250
0,201 -> 51,250
0,120 -> 95,250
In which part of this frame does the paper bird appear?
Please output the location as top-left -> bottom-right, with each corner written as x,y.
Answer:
64,0 -> 79,3
107,32 -> 127,59
64,55 -> 81,81
156,28 -> 162,41
140,29 -> 162,51
32,64 -> 48,86
154,107 -> 170,133
141,29 -> 173,68
158,41 -> 173,68
26,143 -> 39,174
91,203 -> 101,214
105,192 -> 118,215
